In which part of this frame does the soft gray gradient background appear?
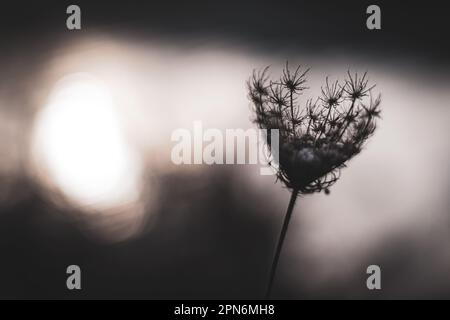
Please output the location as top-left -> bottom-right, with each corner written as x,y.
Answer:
0,0 -> 449,299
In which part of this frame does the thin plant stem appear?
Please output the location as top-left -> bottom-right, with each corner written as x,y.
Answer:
265,188 -> 299,299
321,106 -> 332,136
338,98 -> 356,140
289,91 -> 296,136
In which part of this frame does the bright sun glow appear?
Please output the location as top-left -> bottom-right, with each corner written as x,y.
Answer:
32,73 -> 142,211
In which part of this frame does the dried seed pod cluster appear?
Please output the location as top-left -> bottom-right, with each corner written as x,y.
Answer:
248,63 -> 381,194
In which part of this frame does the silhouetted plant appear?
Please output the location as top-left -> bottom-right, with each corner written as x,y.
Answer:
248,62 -> 381,299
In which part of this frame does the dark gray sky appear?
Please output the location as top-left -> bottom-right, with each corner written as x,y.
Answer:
1,1 -> 449,69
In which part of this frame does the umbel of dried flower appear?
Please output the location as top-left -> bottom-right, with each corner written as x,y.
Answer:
248,63 -> 381,194
248,62 -> 381,298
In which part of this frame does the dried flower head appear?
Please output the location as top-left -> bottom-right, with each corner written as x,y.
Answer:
343,71 -> 374,100
248,63 -> 381,195
279,62 -> 309,93
320,77 -> 344,108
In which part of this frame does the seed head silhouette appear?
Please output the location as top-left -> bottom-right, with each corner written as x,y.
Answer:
247,62 -> 381,298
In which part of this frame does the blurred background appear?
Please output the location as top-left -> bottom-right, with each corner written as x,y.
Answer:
0,0 -> 449,299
